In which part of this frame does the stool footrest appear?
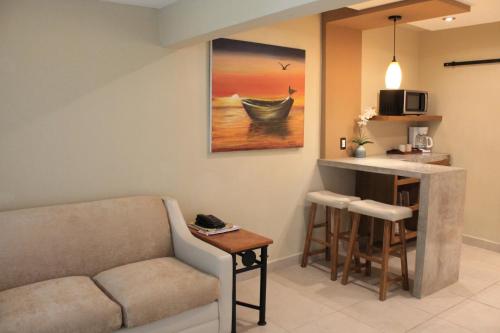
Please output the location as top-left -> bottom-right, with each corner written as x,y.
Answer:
313,223 -> 327,228
355,253 -> 382,264
388,276 -> 403,283
311,238 -> 330,247
308,248 -> 328,255
339,231 -> 351,241
359,247 -> 400,257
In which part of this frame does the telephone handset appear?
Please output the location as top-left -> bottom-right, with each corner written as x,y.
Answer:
195,214 -> 226,229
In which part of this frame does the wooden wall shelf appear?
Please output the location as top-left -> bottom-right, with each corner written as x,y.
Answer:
371,115 -> 443,122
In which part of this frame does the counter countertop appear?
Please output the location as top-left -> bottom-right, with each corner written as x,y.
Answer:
318,153 -> 464,178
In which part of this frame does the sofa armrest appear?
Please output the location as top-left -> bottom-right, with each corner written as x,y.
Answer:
162,197 -> 232,333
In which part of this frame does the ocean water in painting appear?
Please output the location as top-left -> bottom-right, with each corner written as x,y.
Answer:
211,38 -> 305,152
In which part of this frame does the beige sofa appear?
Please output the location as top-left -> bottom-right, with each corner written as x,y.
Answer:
0,196 -> 232,333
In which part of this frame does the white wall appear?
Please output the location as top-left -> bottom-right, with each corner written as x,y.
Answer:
0,0 -> 352,260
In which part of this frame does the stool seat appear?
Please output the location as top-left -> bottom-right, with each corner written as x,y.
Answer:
306,191 -> 360,210
348,200 -> 412,222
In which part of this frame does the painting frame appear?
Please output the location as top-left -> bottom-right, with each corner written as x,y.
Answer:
210,38 -> 306,153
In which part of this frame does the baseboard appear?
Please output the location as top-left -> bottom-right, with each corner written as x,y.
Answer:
463,234 -> 500,253
237,252 -> 302,281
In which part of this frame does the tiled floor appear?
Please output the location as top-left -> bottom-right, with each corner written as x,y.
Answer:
235,244 -> 500,333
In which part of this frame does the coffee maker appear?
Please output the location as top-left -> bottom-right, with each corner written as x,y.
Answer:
409,127 -> 433,152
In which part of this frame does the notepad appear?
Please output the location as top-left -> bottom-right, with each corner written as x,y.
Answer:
188,223 -> 240,236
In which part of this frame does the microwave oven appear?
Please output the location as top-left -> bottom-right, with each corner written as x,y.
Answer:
379,90 -> 428,115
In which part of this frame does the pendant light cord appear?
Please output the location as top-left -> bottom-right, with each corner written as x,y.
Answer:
393,17 -> 396,62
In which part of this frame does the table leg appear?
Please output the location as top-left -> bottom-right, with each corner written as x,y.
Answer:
232,253 -> 237,333
258,246 -> 268,326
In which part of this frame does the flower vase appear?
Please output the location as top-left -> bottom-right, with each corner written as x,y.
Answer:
354,145 -> 366,158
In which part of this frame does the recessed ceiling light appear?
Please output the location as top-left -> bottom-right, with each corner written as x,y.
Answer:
443,16 -> 456,22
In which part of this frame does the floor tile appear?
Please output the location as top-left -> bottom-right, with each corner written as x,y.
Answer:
445,259 -> 500,297
439,299 -> 500,333
304,280 -> 380,311
235,244 -> 500,333
407,318 -> 472,333
236,319 -> 286,333
391,287 -> 466,314
461,244 -> 500,269
340,297 -> 433,333
472,281 -> 500,309
290,311 -> 381,333
237,276 -> 335,330
269,263 -> 332,290
270,265 -> 375,310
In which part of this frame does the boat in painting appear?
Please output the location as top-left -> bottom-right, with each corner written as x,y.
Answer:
241,96 -> 294,121
241,86 -> 297,122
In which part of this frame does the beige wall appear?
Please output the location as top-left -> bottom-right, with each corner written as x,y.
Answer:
361,25 -> 421,155
322,25 -> 362,159
420,22 -> 500,245
0,0 -> 353,260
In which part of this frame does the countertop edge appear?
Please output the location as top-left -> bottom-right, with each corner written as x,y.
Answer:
318,155 -> 465,178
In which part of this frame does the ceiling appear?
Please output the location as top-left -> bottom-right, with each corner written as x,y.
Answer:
349,0 -> 500,30
103,0 -> 179,8
102,0 -> 500,30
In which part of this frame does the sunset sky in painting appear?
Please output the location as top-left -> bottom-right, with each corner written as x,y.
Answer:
212,39 -> 305,107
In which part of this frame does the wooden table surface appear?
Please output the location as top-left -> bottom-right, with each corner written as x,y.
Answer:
190,227 -> 273,254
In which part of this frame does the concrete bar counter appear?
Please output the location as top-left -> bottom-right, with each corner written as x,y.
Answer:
319,154 -> 467,298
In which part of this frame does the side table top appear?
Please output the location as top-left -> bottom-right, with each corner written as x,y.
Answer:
190,227 -> 273,254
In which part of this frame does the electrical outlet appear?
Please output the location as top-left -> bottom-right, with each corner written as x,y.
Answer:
340,137 -> 347,150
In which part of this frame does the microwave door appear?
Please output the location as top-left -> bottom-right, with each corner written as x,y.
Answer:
405,92 -> 426,114
406,94 -> 420,111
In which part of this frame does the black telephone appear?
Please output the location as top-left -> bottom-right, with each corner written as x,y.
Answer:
195,214 -> 226,229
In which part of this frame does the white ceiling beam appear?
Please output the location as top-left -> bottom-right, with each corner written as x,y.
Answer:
158,0 -> 365,48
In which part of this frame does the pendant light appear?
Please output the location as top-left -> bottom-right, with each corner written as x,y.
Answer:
385,15 -> 402,89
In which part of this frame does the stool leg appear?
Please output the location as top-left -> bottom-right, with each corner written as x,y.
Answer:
352,218 -> 361,273
399,220 -> 410,290
354,242 -> 362,273
365,216 -> 375,276
341,212 -> 360,285
380,220 -> 391,301
331,208 -> 341,281
301,203 -> 317,267
325,207 -> 331,261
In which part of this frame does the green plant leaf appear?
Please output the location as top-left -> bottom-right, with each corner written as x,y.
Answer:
352,137 -> 374,145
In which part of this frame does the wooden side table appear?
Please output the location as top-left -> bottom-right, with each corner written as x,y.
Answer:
190,228 -> 273,333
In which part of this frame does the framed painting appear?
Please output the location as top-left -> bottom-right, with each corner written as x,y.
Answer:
210,38 -> 305,152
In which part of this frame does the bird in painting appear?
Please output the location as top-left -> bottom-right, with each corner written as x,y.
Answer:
279,62 -> 291,70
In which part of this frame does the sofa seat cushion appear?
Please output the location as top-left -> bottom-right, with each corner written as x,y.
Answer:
94,257 -> 219,328
0,276 -> 122,333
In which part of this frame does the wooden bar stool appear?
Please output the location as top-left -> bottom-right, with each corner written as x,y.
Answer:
341,199 -> 412,301
301,191 -> 360,280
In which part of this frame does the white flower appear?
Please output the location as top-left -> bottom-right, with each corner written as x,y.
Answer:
357,107 -> 376,128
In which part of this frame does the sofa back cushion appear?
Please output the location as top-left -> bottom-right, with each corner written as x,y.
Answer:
0,196 -> 173,292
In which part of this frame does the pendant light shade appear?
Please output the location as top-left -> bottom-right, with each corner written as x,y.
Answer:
385,15 -> 402,89
385,60 -> 402,89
